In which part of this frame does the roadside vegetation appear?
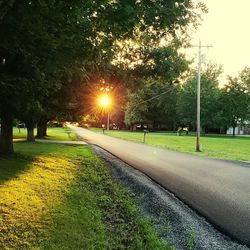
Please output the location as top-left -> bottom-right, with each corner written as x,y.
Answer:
91,129 -> 250,162
0,129 -> 173,249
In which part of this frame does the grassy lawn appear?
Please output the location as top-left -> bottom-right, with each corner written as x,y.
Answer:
0,138 -> 172,249
13,127 -> 78,141
95,130 -> 250,162
88,127 -> 105,133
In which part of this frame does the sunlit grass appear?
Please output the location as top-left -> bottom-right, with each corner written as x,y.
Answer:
0,151 -> 76,248
13,127 -> 78,141
0,140 -> 172,249
88,127 -> 106,133
97,130 -> 250,162
44,127 -> 78,141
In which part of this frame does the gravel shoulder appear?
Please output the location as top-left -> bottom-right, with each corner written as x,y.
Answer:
93,145 -> 249,250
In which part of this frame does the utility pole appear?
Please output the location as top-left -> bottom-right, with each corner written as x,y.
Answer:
192,41 -> 212,152
107,110 -> 110,132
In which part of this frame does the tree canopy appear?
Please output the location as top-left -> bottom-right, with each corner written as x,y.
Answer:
125,80 -> 179,130
177,64 -> 223,130
220,69 -> 250,135
0,0 -> 205,154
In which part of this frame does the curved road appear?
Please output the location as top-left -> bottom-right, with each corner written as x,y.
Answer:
72,127 -> 250,246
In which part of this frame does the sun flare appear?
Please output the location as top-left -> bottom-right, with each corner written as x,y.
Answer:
98,94 -> 111,108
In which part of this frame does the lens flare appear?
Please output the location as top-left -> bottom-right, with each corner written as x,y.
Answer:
98,94 -> 111,108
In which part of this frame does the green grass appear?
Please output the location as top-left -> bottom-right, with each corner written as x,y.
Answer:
96,130 -> 250,162
0,142 -> 173,249
13,127 -> 78,141
88,127 -> 105,133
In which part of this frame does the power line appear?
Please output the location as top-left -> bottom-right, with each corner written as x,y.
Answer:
130,86 -> 173,113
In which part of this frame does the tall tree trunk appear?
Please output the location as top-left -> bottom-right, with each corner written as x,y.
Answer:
233,126 -> 235,136
0,111 -> 14,155
26,122 -> 35,142
37,119 -> 47,138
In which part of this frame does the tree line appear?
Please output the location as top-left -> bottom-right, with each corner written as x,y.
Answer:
125,64 -> 250,134
0,0 -> 204,155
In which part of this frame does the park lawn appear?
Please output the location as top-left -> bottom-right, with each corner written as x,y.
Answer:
0,142 -> 172,249
88,127 -> 104,133
102,131 -> 250,162
13,127 -> 78,141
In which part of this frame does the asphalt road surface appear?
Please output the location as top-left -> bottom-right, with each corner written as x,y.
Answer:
72,127 -> 250,246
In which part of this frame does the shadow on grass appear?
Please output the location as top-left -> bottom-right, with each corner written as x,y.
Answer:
0,141 -> 85,185
0,141 -> 50,184
0,155 -> 32,184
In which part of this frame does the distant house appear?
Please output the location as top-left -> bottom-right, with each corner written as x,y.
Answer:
227,124 -> 250,135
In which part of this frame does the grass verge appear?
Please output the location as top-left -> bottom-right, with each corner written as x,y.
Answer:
90,129 -> 250,162
13,127 -> 78,141
0,142 -> 173,249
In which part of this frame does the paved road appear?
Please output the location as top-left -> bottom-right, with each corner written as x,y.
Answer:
72,127 -> 250,246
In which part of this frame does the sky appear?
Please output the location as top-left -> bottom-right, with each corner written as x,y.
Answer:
187,0 -> 250,83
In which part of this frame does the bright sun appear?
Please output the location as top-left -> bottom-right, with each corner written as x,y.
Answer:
98,94 -> 111,107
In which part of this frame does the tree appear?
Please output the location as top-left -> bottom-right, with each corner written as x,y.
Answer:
125,80 -> 180,130
238,67 -> 250,93
0,1 -> 86,152
177,64 -> 223,131
0,0 -> 111,151
238,67 -> 250,122
220,73 -> 250,136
